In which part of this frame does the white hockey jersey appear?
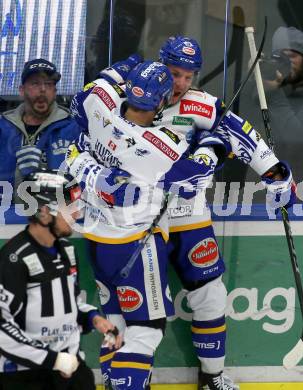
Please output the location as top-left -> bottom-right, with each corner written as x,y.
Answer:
67,81 -> 218,243
153,88 -> 279,231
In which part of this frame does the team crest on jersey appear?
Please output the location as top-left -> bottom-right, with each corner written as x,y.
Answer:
143,131 -> 179,161
159,127 -> 181,144
135,148 -> 150,157
188,238 -> 219,268
112,127 -> 124,139
126,137 -> 136,148
117,286 -> 143,312
92,86 -> 116,110
172,116 -> 193,126
192,153 -> 212,166
180,99 -> 213,118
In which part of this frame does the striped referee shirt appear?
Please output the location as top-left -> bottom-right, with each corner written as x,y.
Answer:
0,227 -> 98,372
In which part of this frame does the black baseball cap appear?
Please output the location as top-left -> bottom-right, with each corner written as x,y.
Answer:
21,58 -> 61,84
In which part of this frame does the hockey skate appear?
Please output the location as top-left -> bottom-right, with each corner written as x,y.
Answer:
198,370 -> 239,390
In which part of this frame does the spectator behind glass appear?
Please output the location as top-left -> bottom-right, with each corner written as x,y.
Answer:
0,59 -> 81,203
261,26 -> 303,182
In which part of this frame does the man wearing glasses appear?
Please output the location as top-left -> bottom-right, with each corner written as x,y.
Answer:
0,59 -> 81,203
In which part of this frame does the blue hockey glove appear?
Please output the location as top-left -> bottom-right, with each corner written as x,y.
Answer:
16,145 -> 42,177
99,54 -> 143,84
262,161 -> 297,216
95,167 -> 140,207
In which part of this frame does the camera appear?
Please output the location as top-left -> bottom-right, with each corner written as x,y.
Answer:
259,52 -> 291,80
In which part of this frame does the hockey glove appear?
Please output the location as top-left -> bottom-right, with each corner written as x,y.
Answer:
95,167 -> 140,207
98,53 -> 143,84
262,161 -> 296,216
16,144 -> 42,177
194,130 -> 227,169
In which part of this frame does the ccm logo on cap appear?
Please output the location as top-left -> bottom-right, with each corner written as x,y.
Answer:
29,63 -> 54,71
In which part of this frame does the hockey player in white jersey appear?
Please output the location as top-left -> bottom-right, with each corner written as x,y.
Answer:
66,61 -> 226,390
98,36 -> 296,390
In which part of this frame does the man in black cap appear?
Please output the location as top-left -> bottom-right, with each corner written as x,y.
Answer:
0,58 -> 81,203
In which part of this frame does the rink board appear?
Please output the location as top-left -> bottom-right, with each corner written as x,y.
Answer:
1,219 -> 303,383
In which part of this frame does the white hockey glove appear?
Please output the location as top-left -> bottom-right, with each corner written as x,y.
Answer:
54,352 -> 79,376
261,161 -> 297,216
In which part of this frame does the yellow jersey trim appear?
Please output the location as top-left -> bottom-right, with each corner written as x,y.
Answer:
169,220 -> 212,233
111,361 -> 151,370
84,227 -> 168,244
191,324 -> 226,334
100,351 -> 116,363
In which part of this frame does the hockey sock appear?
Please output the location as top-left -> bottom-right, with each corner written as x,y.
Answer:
110,352 -> 153,389
192,316 -> 226,372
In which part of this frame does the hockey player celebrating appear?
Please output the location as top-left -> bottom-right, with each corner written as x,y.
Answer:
0,170 -> 122,390
97,36 -> 296,390
66,60 -> 227,390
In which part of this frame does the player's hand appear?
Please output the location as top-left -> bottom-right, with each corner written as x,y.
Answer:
93,316 -> 123,350
262,161 -> 297,215
99,54 -> 143,83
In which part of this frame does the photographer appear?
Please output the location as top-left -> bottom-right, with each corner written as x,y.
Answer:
260,26 -> 303,181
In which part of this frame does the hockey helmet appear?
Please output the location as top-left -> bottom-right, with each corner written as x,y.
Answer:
23,169 -> 81,216
125,60 -> 173,111
159,35 -> 202,72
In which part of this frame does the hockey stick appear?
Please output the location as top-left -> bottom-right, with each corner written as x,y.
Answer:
118,21 -> 267,282
245,25 -> 303,370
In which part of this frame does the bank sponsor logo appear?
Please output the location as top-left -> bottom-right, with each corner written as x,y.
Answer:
180,99 -> 213,118
117,286 -> 143,312
188,237 -> 219,268
143,131 -> 179,161
92,86 -> 116,110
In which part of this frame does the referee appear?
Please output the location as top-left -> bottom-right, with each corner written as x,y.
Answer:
0,170 -> 121,390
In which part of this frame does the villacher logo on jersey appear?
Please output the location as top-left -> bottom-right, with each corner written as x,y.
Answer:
180,99 -> 213,118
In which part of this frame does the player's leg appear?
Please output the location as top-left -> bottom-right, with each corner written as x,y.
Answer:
169,227 -> 238,390
87,240 -> 126,389
106,233 -> 174,389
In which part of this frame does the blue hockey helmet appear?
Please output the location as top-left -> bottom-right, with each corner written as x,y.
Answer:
125,61 -> 173,111
159,35 -> 202,72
